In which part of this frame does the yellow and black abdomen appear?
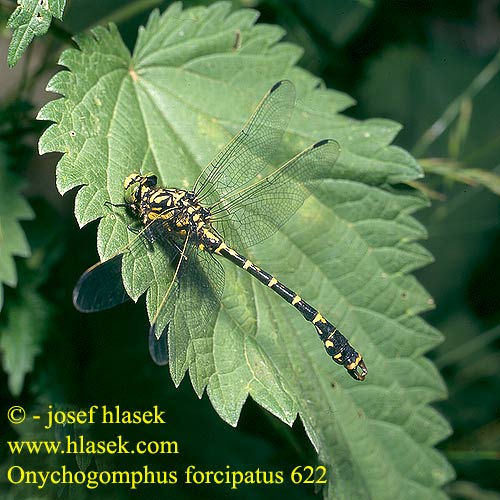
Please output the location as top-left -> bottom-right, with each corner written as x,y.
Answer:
210,238 -> 367,381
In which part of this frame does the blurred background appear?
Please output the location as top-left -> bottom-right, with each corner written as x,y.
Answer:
1,0 -> 499,498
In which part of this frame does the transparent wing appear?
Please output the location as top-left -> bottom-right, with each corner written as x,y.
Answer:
73,215 -> 179,314
192,80 -> 295,205
179,250 -> 224,337
147,231 -> 191,364
148,228 -> 192,339
210,139 -> 340,249
73,254 -> 130,312
149,245 -> 225,368
149,325 -> 169,366
146,257 -> 186,366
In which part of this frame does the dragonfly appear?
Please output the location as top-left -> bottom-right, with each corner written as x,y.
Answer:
73,80 -> 367,381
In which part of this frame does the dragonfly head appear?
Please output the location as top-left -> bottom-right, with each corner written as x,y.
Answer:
124,173 -> 158,204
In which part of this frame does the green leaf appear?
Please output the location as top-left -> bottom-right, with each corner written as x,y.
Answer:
0,136 -> 40,396
0,288 -> 48,396
0,160 -> 33,312
38,3 -> 454,498
6,0 -> 66,67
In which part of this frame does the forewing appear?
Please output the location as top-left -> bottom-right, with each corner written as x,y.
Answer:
192,80 -> 295,205
212,139 -> 340,249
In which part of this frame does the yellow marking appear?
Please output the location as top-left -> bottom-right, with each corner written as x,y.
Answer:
158,212 -> 173,220
291,295 -> 301,305
325,340 -> 334,349
312,312 -> 324,324
192,213 -> 200,221
243,260 -> 252,270
214,242 -> 227,254
152,194 -> 169,203
328,329 -> 338,340
124,174 -> 139,189
333,352 -> 342,360
196,221 -> 204,230
172,191 -> 184,204
268,277 -> 278,288
346,356 -> 362,371
199,243 -> 205,251
147,213 -> 159,220
203,229 -> 217,240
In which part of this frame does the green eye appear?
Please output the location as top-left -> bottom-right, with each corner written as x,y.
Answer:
123,173 -> 157,204
124,184 -> 136,204
123,173 -> 141,204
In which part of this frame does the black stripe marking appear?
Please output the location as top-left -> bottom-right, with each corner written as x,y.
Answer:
313,138 -> 330,148
271,80 -> 283,92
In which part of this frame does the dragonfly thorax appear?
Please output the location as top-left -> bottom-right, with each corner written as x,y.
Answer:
124,173 -> 212,238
